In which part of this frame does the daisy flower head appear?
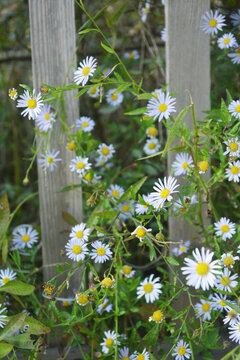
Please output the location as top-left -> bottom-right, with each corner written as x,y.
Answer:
214,217 -> 236,241
73,56 -> 97,86
221,253 -> 239,268
0,269 -> 17,287
149,309 -> 165,324
121,265 -> 135,278
223,306 -> 240,326
172,153 -> 193,176
107,184 -> 124,200
66,140 -> 77,151
216,268 -> 238,293
102,67 -> 111,77
101,277 -> 115,288
140,1 -> 151,22
69,223 -> 90,242
124,50 -> 140,60
101,330 -> 120,354
96,298 -> 113,315
75,293 -> 89,306
17,89 -> 43,120
146,126 -> 158,138
217,33 -> 237,49
35,103 -> 55,132
76,116 -> 95,132
97,143 -> 115,160
118,201 -> 132,221
149,176 -> 180,210
229,321 -> 240,344
224,138 -> 240,157
198,160 -> 209,174
137,274 -> 162,303
181,247 -> 221,291
135,194 -> 151,215
12,224 -> 38,250
65,238 -> 88,262
90,241 -> 112,263
106,88 -> 124,107
143,138 -> 160,155
119,347 -> 134,360
172,240 -> 191,257
172,340 -> 192,360
132,348 -> 150,360
38,149 -> 62,172
210,293 -> 228,312
87,86 -> 99,98
230,9 -> 240,29
9,88 -> 18,100
0,307 -> 7,328
69,156 -> 91,177
131,225 -> 152,242
228,50 -> 240,65
201,10 -> 226,35
226,161 -> 240,182
161,27 -> 166,42
228,100 -> 240,120
146,91 -> 176,122
195,299 -> 212,321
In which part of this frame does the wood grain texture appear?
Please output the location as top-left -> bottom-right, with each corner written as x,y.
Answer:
28,0 -> 82,287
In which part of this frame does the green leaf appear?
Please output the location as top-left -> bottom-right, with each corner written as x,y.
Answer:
113,83 -> 130,95
162,105 -> 190,158
94,211 -> 118,218
23,316 -> 50,335
0,193 -> 10,243
0,342 -> 13,358
19,84 -> 32,93
74,87 -> 89,99
0,280 -> 34,296
4,333 -> 34,349
166,257 -> 179,266
0,312 -> 26,341
143,324 -> 159,346
101,42 -> 115,54
137,93 -> 152,100
119,176 -> 147,202
124,107 -> 147,115
58,184 -> 82,193
62,211 -> 78,226
56,264 -> 64,273
78,28 -> 99,35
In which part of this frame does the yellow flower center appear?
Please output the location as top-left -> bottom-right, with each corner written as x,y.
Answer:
82,67 -> 90,76
223,38 -> 230,44
153,92 -> 158,98
152,310 -> 164,322
229,310 -> 238,319
82,122 -> 89,127
77,294 -> 88,305
106,338 -> 114,347
72,245 -> 82,255
231,166 -> 239,175
182,162 -> 188,169
158,104 -> 167,112
136,228 -> 146,238
209,19 -> 217,27
99,160 -> 105,166
178,347 -> 186,356
97,247 -> 106,256
223,256 -> 234,267
219,300 -> 226,306
90,87 -> 96,94
229,142 -> 238,152
221,277 -> 230,286
122,357 -> 130,360
63,301 -> 70,307
144,7 -> 149,13
180,246 -> 186,252
67,141 -> 76,151
10,89 -> 17,98
101,277 -> 114,288
161,189 -> 170,198
137,355 -> 145,360
3,278 -> 10,284
27,98 -> 37,109
21,234 -> 30,242
112,190 -> 119,197
122,204 -> 130,212
111,94 -> 118,101
180,207 -> 186,214
196,262 -> 209,276
221,225 -> 229,233
122,266 -> 132,275
148,142 -> 156,149
76,231 -> 83,238
202,303 -> 210,312
129,53 -> 134,59
144,282 -> 153,293
101,147 -> 109,156
76,162 -> 85,169
45,113 -> 50,121
199,160 -> 209,172
235,105 -> 240,113
84,172 -> 91,182
148,127 -> 157,137
142,115 -> 151,120
47,157 -> 53,163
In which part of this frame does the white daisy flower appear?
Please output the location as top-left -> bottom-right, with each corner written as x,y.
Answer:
118,201 -> 132,221
137,274 -> 162,303
120,265 -> 135,278
119,347 -> 134,360
198,160 -> 209,174
149,176 -> 180,210
172,153 -> 193,176
76,116 -> 95,132
101,277 -> 115,288
223,306 -> 240,326
151,88 -> 164,99
161,27 -> 166,42
100,330 -> 120,354
223,138 -> 240,157
216,268 -> 238,292
90,241 -> 112,263
135,194 -> 151,215
172,240 -> 191,257
132,348 -> 150,360
0,269 -> 17,287
217,33 -> 237,49
75,293 -> 89,306
69,156 -> 92,177
149,309 -> 165,324
173,195 -> 198,214
201,10 -> 226,35
69,223 -> 90,242
61,297 -> 75,307
228,100 -> 240,119
107,184 -> 124,200
146,127 -> 158,138
181,247 -> 221,291
0,307 -> 7,328
17,89 -> 43,120
172,340 -> 192,360
140,1 -> 151,22
228,321 -> 240,343
143,138 -> 160,155
66,140 -> 77,151
195,299 -> 212,321
73,56 -> 97,86
38,149 -> 62,172
9,88 -> 18,100
124,50 -> 140,60
131,226 -> 152,242
106,88 -> 124,106
96,298 -> 113,315
12,224 -> 38,250
230,9 -> 240,29
97,143 -> 115,160
221,253 -> 239,268
87,86 -> 99,98
65,238 -> 88,262
225,161 -> 240,182
35,104 -> 55,132
228,51 -> 240,65
210,293 -> 228,312
146,91 -> 176,122
102,67 -> 111,76
214,217 -> 236,241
